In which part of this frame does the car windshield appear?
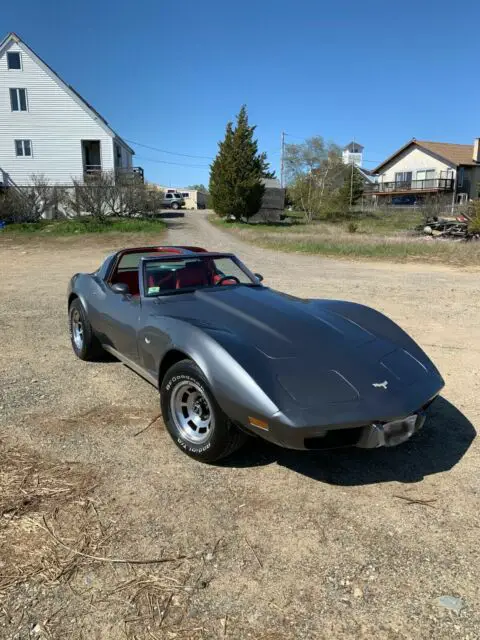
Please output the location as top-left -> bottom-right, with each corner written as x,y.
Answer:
144,255 -> 257,296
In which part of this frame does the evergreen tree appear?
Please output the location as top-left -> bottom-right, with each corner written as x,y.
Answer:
210,106 -> 273,220
338,165 -> 364,209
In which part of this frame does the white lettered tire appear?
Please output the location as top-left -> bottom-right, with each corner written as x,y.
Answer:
160,360 -> 246,462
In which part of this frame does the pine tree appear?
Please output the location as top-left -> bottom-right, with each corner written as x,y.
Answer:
210,106 -> 273,220
338,165 -> 364,210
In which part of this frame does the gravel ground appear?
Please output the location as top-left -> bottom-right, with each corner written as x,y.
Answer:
0,211 -> 479,639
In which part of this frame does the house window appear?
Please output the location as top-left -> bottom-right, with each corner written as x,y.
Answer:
7,52 -> 22,70
10,88 -> 28,111
182,192 -> 189,198
416,169 -> 435,186
15,139 -> 32,157
394,172 -> 412,185
457,167 -> 464,188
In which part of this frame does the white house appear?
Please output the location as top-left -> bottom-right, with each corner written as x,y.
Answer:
0,32 -> 137,187
371,138 -> 480,205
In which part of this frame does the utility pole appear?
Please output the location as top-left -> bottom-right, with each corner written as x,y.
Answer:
349,137 -> 355,209
280,131 -> 285,188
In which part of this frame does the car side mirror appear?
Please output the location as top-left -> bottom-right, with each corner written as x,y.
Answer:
111,282 -> 130,295
254,273 -> 264,282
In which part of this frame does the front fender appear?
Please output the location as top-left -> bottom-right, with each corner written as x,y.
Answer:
148,318 -> 280,424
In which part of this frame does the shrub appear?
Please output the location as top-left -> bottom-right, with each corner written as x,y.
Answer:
467,200 -> 480,233
347,221 -> 358,233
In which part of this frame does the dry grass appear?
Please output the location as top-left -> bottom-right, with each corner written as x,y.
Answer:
0,440 -> 220,639
211,215 -> 480,266
0,440 -> 99,592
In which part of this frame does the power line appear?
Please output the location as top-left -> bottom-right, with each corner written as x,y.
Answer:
125,138 -> 215,160
135,154 -> 210,168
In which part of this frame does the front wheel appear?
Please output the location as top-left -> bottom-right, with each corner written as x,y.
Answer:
171,202 -> 180,210
160,360 -> 247,462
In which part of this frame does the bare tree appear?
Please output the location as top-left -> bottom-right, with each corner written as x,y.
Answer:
285,137 -> 344,221
72,173 -> 113,221
71,172 -> 165,220
26,174 -> 68,220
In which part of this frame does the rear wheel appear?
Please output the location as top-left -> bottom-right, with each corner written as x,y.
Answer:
69,298 -> 104,361
160,360 -> 247,462
171,201 -> 180,210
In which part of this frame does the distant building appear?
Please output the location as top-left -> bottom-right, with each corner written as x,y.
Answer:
250,178 -> 285,222
371,138 -> 480,205
158,186 -> 208,209
342,142 -> 364,167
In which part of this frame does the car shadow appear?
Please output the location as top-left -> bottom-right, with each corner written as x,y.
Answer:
223,396 -> 476,485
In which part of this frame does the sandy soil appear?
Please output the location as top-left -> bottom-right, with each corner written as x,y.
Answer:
0,211 -> 479,639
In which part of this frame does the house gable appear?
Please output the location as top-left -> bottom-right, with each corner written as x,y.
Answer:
0,33 -> 133,153
375,144 -> 456,183
0,32 -> 134,185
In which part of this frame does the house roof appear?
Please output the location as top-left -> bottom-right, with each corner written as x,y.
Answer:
344,141 -> 364,152
0,32 -> 134,154
372,138 -> 478,174
356,166 -> 376,183
262,178 -> 283,189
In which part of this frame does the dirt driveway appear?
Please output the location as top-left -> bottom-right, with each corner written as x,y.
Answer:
0,211 -> 479,639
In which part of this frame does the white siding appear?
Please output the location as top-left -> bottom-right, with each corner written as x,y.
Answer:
0,40 -> 124,185
379,147 -> 455,183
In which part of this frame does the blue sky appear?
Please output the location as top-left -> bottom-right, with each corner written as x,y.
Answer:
3,0 -> 480,186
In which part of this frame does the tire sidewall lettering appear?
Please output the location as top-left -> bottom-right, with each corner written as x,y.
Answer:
166,374 -> 207,397
166,372 -> 213,453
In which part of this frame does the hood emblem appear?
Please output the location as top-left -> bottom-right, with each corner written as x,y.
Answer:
372,380 -> 388,390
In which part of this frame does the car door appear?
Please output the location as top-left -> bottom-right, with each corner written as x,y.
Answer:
136,258 -> 190,382
102,290 -> 141,363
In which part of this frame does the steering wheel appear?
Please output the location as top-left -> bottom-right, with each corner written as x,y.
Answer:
215,275 -> 240,286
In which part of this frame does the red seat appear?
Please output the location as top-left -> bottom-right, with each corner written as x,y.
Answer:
148,270 -> 176,291
176,263 -> 210,289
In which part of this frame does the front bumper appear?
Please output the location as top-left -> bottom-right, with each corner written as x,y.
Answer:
355,413 -> 426,448
246,410 -> 429,451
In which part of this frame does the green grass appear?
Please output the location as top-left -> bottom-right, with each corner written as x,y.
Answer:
210,212 -> 480,266
1,217 -> 167,236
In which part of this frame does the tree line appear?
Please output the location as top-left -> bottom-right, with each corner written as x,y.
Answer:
209,106 -> 364,222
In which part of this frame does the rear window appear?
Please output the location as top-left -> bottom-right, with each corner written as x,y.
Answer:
117,252 -> 161,271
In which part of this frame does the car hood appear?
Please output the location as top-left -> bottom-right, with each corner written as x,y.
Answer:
154,286 -> 443,410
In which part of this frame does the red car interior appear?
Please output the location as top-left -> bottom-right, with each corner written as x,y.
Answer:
175,263 -> 210,289
110,247 -> 239,295
111,270 -> 140,296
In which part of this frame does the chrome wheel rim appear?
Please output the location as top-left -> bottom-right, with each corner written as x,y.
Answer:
170,380 -> 213,444
71,309 -> 84,350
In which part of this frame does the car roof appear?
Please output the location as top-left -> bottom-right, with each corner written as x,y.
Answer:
113,245 -> 209,259
140,251 -> 235,262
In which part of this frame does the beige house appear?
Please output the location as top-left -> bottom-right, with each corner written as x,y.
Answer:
371,138 -> 480,205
